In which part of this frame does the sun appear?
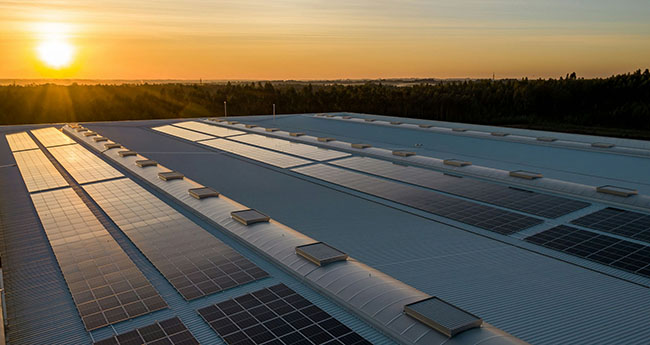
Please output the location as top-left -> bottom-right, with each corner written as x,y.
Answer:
37,40 -> 74,68
32,22 -> 77,70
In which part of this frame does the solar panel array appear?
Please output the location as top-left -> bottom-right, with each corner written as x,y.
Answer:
231,134 -> 350,161
31,127 -> 77,147
173,121 -> 246,137
5,132 -> 39,152
31,188 -> 166,331
293,164 -> 542,235
332,157 -> 589,218
47,144 -> 124,184
83,178 -> 268,300
201,138 -> 310,168
12,149 -> 68,192
94,317 -> 198,345
198,283 -> 371,345
152,124 -> 214,141
526,225 -> 650,278
572,208 -> 650,243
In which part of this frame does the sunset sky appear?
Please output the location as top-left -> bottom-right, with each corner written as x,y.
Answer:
1,0 -> 649,80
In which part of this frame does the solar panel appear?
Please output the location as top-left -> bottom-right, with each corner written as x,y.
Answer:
12,149 -> 68,192
47,144 -> 124,184
173,121 -> 246,137
332,157 -> 589,219
5,132 -> 39,152
83,179 -> 269,300
158,171 -> 184,181
152,125 -> 214,141
93,317 -> 198,345
293,164 -> 542,235
231,209 -> 270,225
31,127 -> 77,147
31,188 -> 166,331
526,225 -> 650,278
198,284 -> 371,345
295,242 -> 348,266
571,208 -> 650,243
404,297 -> 482,338
230,134 -> 350,161
189,187 -> 220,199
200,138 -> 310,168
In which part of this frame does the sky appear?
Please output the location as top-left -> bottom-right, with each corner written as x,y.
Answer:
1,0 -> 649,80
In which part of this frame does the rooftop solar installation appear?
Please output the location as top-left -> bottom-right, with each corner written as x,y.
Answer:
404,297 -> 482,338
12,149 -> 68,192
200,138 -> 310,168
293,164 -> 542,235
5,132 -> 39,152
47,144 -> 124,184
197,283 -> 371,345
93,317 -> 198,345
525,225 -> 650,278
152,124 -> 214,141
173,120 -> 246,137
30,127 -> 77,147
83,178 -> 269,300
30,188 -> 166,330
571,208 -> 650,243
230,134 -> 350,161
331,157 -> 589,218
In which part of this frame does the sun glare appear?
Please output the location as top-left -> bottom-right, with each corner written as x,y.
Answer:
33,22 -> 76,70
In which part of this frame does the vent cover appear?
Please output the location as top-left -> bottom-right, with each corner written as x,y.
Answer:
245,124 -> 257,128
596,185 -> 638,197
158,171 -> 184,181
491,132 -> 509,137
390,121 -> 402,125
418,124 -> 433,128
93,137 -> 108,142
290,132 -> 305,137
443,159 -> 472,167
325,114 -> 336,117
76,128 -> 88,132
592,142 -> 614,148
231,209 -> 270,225
364,119 -> 376,122
404,297 -> 483,338
351,143 -> 371,149
509,170 -> 543,180
83,132 -> 97,137
118,150 -> 137,157
265,128 -> 279,132
341,116 -> 351,119
392,150 -> 416,157
227,121 -> 239,125
317,137 -> 335,142
104,143 -> 121,150
188,187 -> 220,199
537,137 -> 557,142
135,159 -> 158,167
295,242 -> 348,266
452,128 -> 467,132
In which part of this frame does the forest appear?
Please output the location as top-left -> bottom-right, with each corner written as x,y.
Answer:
1,69 -> 649,139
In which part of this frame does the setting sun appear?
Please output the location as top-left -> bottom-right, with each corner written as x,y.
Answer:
37,40 -> 74,68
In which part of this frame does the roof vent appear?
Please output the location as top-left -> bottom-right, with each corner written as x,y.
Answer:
231,209 -> 270,225
509,170 -> 543,180
390,121 -> 402,125
393,150 -> 416,157
289,132 -> 305,137
76,128 -> 88,132
315,113 -> 326,117
93,137 -> 108,142
317,137 -> 335,142
342,116 -> 352,119
265,128 -> 279,132
83,132 -> 97,137
418,124 -> 433,128
452,128 -> 467,132
295,242 -> 348,266
104,143 -> 121,150
212,118 -> 226,122
325,114 -> 336,118
537,137 -> 556,142
596,185 -> 638,197
364,119 -> 376,122
227,121 -> 239,125
188,187 -> 220,199
443,159 -> 472,167
118,150 -> 137,157
158,171 -> 184,181
404,297 -> 483,338
135,159 -> 158,167
351,143 -> 371,149
592,142 -> 614,148
491,132 -> 509,137
245,124 -> 257,128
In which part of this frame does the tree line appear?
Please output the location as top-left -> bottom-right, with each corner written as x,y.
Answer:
1,69 -> 649,138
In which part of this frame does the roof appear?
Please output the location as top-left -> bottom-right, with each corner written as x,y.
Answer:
1,112 -> 650,345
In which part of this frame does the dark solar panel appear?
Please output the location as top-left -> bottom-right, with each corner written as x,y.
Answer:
93,317 -> 199,345
526,225 -> 650,278
84,179 -> 269,301
293,164 -> 542,235
331,157 -> 589,219
198,284 -> 372,345
571,208 -> 650,243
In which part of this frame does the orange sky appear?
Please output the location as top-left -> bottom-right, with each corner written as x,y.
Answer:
1,1 -> 649,80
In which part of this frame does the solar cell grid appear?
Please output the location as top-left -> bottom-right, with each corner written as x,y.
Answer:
200,138 -> 310,168
31,188 -> 166,331
198,284 -> 372,345
152,124 -> 215,141
47,144 -> 124,184
83,178 -> 268,301
293,164 -> 542,235
571,208 -> 650,244
526,225 -> 650,278
12,149 -> 68,192
173,121 -> 246,137
331,157 -> 589,218
93,317 -> 199,345
5,132 -> 39,152
231,134 -> 350,161
31,127 -> 77,147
